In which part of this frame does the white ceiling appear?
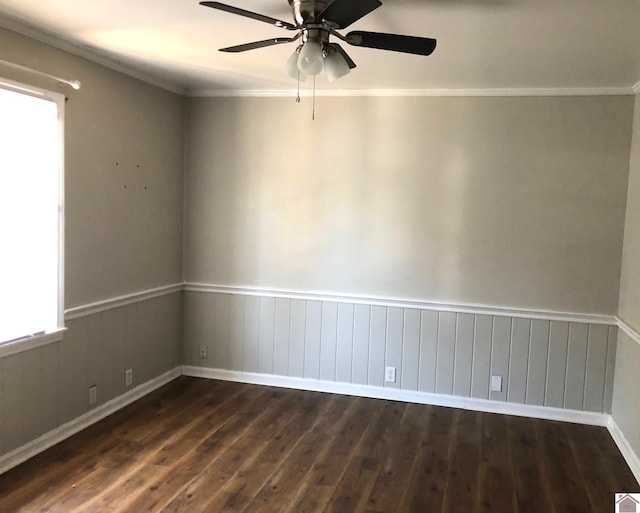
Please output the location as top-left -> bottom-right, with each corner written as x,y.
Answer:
1,0 -> 639,94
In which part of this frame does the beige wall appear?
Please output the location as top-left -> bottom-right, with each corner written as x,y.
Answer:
613,95 -> 640,461
1,27 -> 185,307
0,28 -> 184,461
619,95 -> 640,330
184,95 -> 632,314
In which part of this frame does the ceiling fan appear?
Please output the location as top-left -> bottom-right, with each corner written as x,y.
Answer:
199,0 -> 437,82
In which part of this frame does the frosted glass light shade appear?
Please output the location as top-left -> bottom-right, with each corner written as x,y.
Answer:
297,41 -> 324,76
324,50 -> 351,82
285,51 -> 307,81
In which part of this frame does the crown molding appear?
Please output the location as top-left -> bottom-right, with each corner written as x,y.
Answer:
188,86 -> 636,98
0,15 -> 186,95
1,14 -> 638,99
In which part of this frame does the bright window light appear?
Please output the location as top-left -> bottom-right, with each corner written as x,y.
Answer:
0,82 -> 64,345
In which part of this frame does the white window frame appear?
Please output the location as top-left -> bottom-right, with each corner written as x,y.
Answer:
0,77 -> 66,357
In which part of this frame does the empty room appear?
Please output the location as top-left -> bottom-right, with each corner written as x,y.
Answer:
1,0 -> 640,512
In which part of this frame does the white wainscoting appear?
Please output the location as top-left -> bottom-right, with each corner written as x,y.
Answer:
183,285 -> 617,414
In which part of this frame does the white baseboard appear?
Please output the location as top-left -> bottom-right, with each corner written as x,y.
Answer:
0,367 -> 181,475
4,365 -> 637,485
607,417 -> 640,484
181,366 -> 609,427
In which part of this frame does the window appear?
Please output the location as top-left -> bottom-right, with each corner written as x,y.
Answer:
0,79 -> 65,355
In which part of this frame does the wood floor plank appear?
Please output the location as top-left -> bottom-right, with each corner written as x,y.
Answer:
476,412 -> 517,513
442,410 -> 482,513
507,415 -> 555,513
400,405 -> 453,513
0,377 -> 636,513
535,419 -> 594,513
366,404 -> 429,512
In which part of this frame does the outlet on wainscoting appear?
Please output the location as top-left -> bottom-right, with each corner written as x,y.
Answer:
199,344 -> 208,359
385,366 -> 397,383
89,385 -> 97,406
125,368 -> 133,388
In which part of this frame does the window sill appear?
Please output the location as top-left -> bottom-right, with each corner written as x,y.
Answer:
0,328 -> 66,358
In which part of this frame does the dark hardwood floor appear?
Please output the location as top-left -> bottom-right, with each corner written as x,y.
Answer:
0,377 -> 637,513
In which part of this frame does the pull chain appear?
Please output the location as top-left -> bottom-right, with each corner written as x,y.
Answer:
312,75 -> 316,121
296,69 -> 301,104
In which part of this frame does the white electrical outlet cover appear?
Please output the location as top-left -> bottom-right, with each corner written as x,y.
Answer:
490,375 -> 502,392
385,366 -> 397,383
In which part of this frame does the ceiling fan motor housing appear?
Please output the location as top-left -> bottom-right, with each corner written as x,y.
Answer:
289,0 -> 333,26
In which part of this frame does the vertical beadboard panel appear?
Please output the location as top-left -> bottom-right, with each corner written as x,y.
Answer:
526,319 -> 550,406
130,302 -> 146,384
508,318 -> 531,404
545,321 -> 569,408
436,312 -> 456,395
243,296 -> 260,373
258,297 -> 275,375
212,293 -> 231,370
111,306 -> 127,398
229,295 -> 245,372
471,315 -> 493,399
183,291 -> 206,366
401,309 -> 421,391
336,303 -> 354,383
490,317 -> 511,402
385,307 -> 404,389
87,311 -> 103,395
140,301 -> 157,381
564,323 -> 589,410
58,318 -> 77,425
304,301 -> 322,380
352,304 -> 371,385
583,324 -> 609,413
418,311 -> 438,393
0,360 -> 4,456
603,326 -> 617,414
453,313 -> 474,397
71,316 -> 89,419
273,298 -> 291,377
319,302 -> 338,381
368,306 -> 387,387
39,341 -> 60,434
2,353 -> 23,453
99,310 -> 116,404
289,299 -> 307,378
21,349 -> 41,444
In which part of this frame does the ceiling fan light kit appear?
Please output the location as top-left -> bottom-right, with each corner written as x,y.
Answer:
199,0 -> 437,83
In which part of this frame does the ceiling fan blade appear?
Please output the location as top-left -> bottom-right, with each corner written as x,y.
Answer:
346,31 -> 437,56
318,0 -> 382,29
328,43 -> 357,69
219,37 -> 298,53
199,1 -> 297,30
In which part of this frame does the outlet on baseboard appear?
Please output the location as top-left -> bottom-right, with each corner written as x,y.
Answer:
490,375 -> 503,392
125,368 -> 133,388
385,366 -> 397,383
199,344 -> 208,359
89,385 -> 97,406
